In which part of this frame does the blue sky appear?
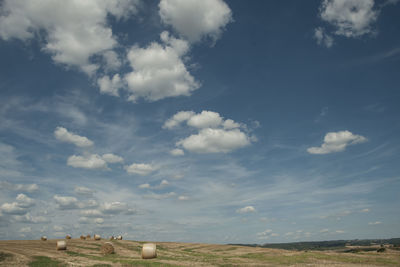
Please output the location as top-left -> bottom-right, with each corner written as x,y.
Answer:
0,0 -> 399,243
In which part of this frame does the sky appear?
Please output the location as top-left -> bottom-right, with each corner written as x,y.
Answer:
0,0 -> 399,244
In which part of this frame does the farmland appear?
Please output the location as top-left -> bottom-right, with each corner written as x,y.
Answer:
1,239 -> 400,266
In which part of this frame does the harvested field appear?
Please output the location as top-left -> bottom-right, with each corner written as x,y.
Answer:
0,239 -> 399,266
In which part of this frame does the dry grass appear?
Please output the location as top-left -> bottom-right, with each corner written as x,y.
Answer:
0,239 -> 399,266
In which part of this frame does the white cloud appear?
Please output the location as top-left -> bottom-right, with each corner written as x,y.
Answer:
187,111 -> 223,129
163,111 -> 195,129
307,130 -> 367,154
335,230 -> 345,233
54,127 -> 93,147
15,194 -> 35,208
97,74 -> 123,97
314,27 -> 334,48
53,225 -> 63,231
95,218 -> 104,224
102,153 -> 124,164
320,228 -> 330,233
0,181 -> 38,193
144,192 -> 176,200
1,202 -> 27,215
319,0 -> 378,38
177,128 -> 250,153
178,195 -> 189,201
67,154 -> 108,170
102,50 -> 122,71
124,163 -> 157,176
368,221 -> 382,225
165,110 -> 253,153
124,31 -> 200,102
53,195 -> 79,210
170,148 -> 184,156
159,0 -> 233,43
236,206 -> 256,214
80,209 -> 103,218
0,0 -> 140,75
361,208 -> 370,213
101,202 -> 128,214
139,183 -> 151,189
74,186 -> 95,197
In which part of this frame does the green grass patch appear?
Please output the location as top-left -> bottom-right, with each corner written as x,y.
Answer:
28,256 -> 66,267
91,265 -> 112,267
0,251 -> 13,262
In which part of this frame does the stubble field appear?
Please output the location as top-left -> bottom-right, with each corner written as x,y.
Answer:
0,239 -> 399,266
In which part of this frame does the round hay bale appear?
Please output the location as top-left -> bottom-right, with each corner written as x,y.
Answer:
56,240 -> 67,250
100,242 -> 115,255
41,236 -> 47,241
80,235 -> 86,240
86,234 -> 91,239
65,234 -> 71,239
141,243 -> 157,259
94,234 -> 101,240
117,235 -> 122,240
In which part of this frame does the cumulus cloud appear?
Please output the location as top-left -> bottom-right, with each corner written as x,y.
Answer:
102,153 -> 124,164
314,27 -> 334,48
0,194 -> 35,215
54,127 -> 93,147
124,31 -> 199,102
164,110 -> 252,153
139,183 -> 151,189
1,202 -> 28,215
159,0 -> 233,43
236,206 -> 256,214
53,195 -> 79,210
307,130 -> 367,154
0,181 -> 38,193
67,154 -> 108,170
101,202 -> 133,215
319,0 -> 378,38
15,194 -> 35,208
80,209 -> 104,218
177,128 -> 250,153
97,74 -> 123,97
0,0 -> 140,75
257,229 -> 278,239
178,195 -> 189,201
170,148 -> 184,156
124,163 -> 157,176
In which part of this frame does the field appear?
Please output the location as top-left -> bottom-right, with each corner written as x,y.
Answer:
0,239 -> 399,266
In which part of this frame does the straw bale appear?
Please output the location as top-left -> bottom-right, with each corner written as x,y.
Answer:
86,234 -> 91,239
41,236 -> 47,241
116,235 -> 122,240
56,240 -> 67,250
65,234 -> 71,239
80,235 -> 86,240
94,234 -> 101,240
141,243 -> 157,259
101,242 -> 115,255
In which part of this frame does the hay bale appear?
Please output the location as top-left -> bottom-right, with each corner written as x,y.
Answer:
86,234 -> 91,239
56,240 -> 67,250
116,235 -> 122,240
65,234 -> 71,239
80,235 -> 86,240
101,242 -> 115,255
94,234 -> 101,240
41,236 -> 47,241
141,243 -> 157,259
